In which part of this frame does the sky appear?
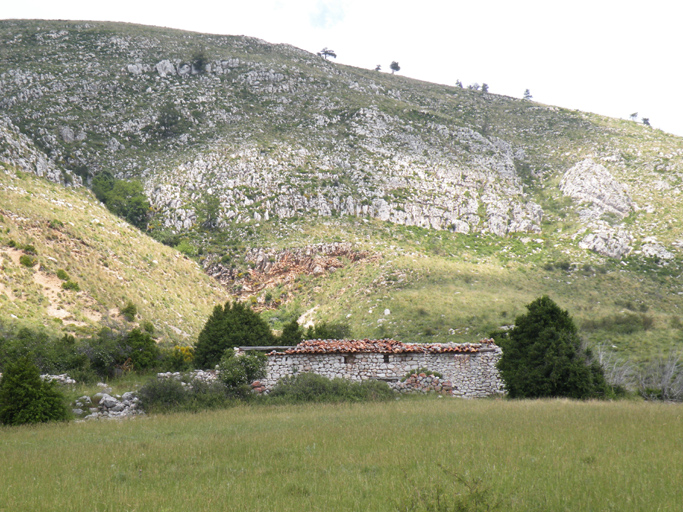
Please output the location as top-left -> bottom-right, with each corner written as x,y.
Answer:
2,0 -> 682,137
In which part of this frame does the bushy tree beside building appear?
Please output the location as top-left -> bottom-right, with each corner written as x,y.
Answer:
496,296 -> 609,399
0,356 -> 70,426
195,301 -> 275,368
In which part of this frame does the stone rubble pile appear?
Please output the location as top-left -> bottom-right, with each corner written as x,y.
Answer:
81,391 -> 143,420
40,373 -> 77,385
156,369 -> 218,385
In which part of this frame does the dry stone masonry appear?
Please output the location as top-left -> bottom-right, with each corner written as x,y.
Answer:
240,339 -> 505,398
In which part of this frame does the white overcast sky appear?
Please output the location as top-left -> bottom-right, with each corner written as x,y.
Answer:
2,0 -> 682,137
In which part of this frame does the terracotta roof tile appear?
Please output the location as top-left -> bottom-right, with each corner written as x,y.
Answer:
269,338 -> 497,355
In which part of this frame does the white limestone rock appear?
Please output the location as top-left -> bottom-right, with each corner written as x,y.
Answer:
155,60 -> 176,77
579,226 -> 633,258
560,159 -> 632,218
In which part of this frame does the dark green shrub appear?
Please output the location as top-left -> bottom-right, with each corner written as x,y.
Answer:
56,269 -> 69,281
123,328 -> 160,370
120,301 -> 137,321
19,254 -> 37,267
269,373 -> 394,403
78,329 -> 126,377
279,319 -> 303,345
61,280 -> 80,291
0,329 -> 87,375
195,301 -> 275,368
175,240 -> 197,257
0,356 -> 70,425
137,378 -> 186,412
497,296 -> 609,399
92,172 -> 150,230
142,321 -> 155,334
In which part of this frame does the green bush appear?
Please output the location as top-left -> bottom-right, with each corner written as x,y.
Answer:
175,240 -> 198,257
120,301 -> 137,321
56,269 -> 69,281
61,280 -> 80,291
497,296 -> 609,399
161,346 -> 195,372
78,329 -> 127,377
304,321 -> 352,340
19,254 -> 37,267
218,351 -> 267,392
91,172 -> 150,229
0,329 -> 88,376
279,319 -> 304,345
123,328 -> 160,370
269,373 -> 394,403
0,356 -> 70,426
138,377 -> 236,414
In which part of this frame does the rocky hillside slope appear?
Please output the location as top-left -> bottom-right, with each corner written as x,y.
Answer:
2,19 -> 682,260
2,20 -> 683,360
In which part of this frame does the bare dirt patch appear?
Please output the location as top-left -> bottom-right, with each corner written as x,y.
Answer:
2,248 -> 23,266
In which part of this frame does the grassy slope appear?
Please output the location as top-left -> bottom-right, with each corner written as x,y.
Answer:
0,167 -> 227,343
227,215 -> 683,363
1,399 -> 681,511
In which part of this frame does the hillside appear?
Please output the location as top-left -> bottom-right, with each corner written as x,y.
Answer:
2,20 -> 683,361
0,162 -> 227,343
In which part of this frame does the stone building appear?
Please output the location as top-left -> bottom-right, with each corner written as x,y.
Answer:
237,338 -> 504,398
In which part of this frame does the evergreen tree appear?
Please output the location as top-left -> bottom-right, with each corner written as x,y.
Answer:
194,301 -> 275,368
496,296 -> 609,399
0,356 -> 70,426
390,61 -> 400,74
279,319 -> 303,345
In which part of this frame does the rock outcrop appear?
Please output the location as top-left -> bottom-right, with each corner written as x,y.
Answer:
0,116 -> 82,186
560,159 -> 632,218
561,159 -> 639,258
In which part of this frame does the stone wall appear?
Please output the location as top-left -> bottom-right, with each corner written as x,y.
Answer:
258,347 -> 504,398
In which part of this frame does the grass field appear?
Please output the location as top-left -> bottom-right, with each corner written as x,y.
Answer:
1,398 -> 681,511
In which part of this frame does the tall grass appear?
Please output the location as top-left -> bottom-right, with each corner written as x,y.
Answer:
1,399 -> 681,511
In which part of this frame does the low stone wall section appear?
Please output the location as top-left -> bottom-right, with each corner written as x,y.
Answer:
262,347 -> 504,398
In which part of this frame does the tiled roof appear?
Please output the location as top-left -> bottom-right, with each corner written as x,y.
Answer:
270,338 -> 496,355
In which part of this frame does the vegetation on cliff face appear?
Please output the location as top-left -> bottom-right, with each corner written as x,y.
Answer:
2,20 -> 683,363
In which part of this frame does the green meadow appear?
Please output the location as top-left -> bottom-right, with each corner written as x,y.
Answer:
1,398 -> 681,511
